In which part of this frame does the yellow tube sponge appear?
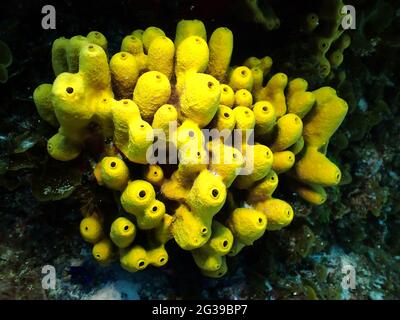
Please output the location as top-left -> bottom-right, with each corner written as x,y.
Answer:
51,73 -> 92,141
146,245 -> 169,267
289,136 -> 304,155
161,168 -> 206,202
153,214 -> 174,244
110,52 -> 139,99
92,238 -> 114,265
255,73 -> 288,117
93,96 -> 114,139
211,105 -> 236,132
79,43 -> 111,90
131,29 -> 143,39
245,56 -> 272,77
186,169 -> 227,217
161,172 -> 195,203
80,214 -> 103,244
290,181 -> 327,205
220,84 -> 235,107
121,180 -> 156,214
152,104 -> 178,141
179,72 -> 220,128
121,180 -> 164,230
294,146 -> 341,186
253,101 -> 276,139
86,31 -> 108,52
66,35 -> 88,73
234,89 -> 253,108
111,99 -> 141,149
201,256 -> 228,278
94,157 -> 130,191
139,199 -> 166,230
147,36 -> 175,79
192,221 -> 233,272
120,243 -> 169,271
201,221 -> 233,256
255,198 -> 294,231
126,118 -> 154,164
235,144 -> 273,189
302,87 -> 348,148
47,132 -> 81,161
253,101 -> 276,137
120,245 -> 149,272
34,18 -> 350,278
175,36 -> 209,90
260,56 -> 273,76
174,119 -> 205,150
270,113 -> 303,152
247,170 -> 279,204
33,84 -> 58,126
233,106 -> 255,133
144,164 -> 164,187
244,56 -> 261,69
229,66 -> 254,91
272,150 -> 295,174
208,141 -> 244,187
51,37 -> 69,76
192,246 -> 225,273
142,26 -> 166,53
161,142 -> 208,201
133,71 -> 171,122
206,27 -> 233,82
226,208 -> 267,256
287,77 -> 307,95
110,217 -> 136,248
172,204 -> 211,250
287,78 -> 315,118
251,67 -> 263,94
174,19 -> 207,49
120,35 -> 147,72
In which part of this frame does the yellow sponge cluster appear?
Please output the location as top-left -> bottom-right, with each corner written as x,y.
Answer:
34,19 -> 347,277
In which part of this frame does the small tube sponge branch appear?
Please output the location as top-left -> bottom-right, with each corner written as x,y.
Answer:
226,208 -> 267,256
33,19 -> 348,278
255,198 -> 294,231
120,180 -> 166,230
92,239 -> 114,265
206,27 -> 234,82
191,221 -> 233,277
133,71 -> 171,123
110,217 -> 136,249
94,156 -> 129,191
179,72 -> 221,128
174,19 -> 207,49
110,52 -> 139,99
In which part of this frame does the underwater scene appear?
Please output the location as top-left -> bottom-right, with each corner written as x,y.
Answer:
0,0 -> 399,301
